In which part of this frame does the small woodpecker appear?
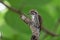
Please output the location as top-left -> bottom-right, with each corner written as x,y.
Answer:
30,9 -> 42,30
29,9 -> 42,40
29,9 -> 59,40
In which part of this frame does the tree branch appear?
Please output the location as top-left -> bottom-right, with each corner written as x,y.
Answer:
41,26 -> 59,36
0,1 -> 31,25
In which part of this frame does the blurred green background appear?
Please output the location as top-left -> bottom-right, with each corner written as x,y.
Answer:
0,0 -> 60,40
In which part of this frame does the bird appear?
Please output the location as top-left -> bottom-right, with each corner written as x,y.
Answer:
29,9 -> 42,31
29,9 -> 42,40
29,9 -> 59,40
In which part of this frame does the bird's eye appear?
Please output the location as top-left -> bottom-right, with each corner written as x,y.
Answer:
34,12 -> 37,14
30,10 -> 37,15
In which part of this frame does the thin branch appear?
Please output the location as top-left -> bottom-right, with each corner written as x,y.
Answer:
0,1 -> 31,25
41,26 -> 59,36
0,1 -> 21,15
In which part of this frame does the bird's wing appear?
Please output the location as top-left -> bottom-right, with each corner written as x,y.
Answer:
38,15 -> 42,30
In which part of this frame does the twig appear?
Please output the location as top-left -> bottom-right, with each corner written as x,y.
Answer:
0,1 -> 31,24
41,26 -> 59,36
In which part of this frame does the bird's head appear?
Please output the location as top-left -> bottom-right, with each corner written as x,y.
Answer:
29,9 -> 38,15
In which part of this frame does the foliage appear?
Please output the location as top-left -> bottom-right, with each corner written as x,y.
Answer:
0,0 -> 60,40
